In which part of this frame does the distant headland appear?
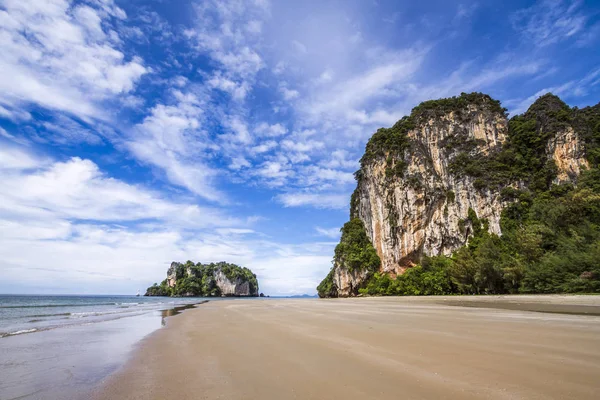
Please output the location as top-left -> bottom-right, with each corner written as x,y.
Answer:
145,261 -> 259,297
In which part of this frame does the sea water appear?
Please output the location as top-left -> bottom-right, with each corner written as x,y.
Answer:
0,294 -> 210,400
0,294 -> 203,338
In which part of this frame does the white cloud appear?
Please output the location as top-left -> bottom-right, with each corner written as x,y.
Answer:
127,90 -> 225,202
186,0 -> 269,102
320,150 -> 358,170
226,116 -> 252,144
207,73 -> 250,100
254,122 -> 287,137
229,156 -> 251,170
216,228 -> 255,235
41,115 -> 104,145
511,0 -> 589,47
298,48 -> 427,125
214,47 -> 264,79
0,148 -> 234,227
256,161 -> 292,186
248,253 -> 333,296
280,86 -> 300,100
0,127 -> 29,146
0,0 -> 147,120
315,226 -> 341,239
172,76 -> 189,87
292,40 -> 308,54
281,139 -> 324,153
0,104 -> 31,122
315,69 -> 334,84
0,145 -> 45,170
251,140 -> 278,154
276,192 -> 348,209
273,61 -> 286,75
298,166 -> 355,186
246,20 -> 263,34
120,95 -> 145,109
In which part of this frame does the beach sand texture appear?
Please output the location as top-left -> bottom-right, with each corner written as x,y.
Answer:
92,296 -> 600,400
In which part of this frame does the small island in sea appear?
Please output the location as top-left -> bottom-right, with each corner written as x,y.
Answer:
145,261 -> 259,297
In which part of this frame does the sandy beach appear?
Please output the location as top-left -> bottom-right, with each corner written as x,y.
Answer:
92,296 -> 600,400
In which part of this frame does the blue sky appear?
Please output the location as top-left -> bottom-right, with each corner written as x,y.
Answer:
0,0 -> 599,295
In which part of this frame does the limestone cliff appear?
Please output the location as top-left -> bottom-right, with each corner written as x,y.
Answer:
214,269 -> 253,296
318,93 -> 594,297
355,103 -> 508,274
146,261 -> 259,297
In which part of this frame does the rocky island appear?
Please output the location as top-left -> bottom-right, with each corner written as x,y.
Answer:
318,92 -> 600,297
145,261 -> 259,297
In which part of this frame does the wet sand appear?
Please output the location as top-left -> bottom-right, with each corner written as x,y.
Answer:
0,301 -> 208,400
93,295 -> 600,400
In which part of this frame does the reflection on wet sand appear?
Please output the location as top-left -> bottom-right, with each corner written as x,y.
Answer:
161,301 -> 209,326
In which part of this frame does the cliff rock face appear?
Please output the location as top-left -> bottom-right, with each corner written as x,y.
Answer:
547,126 -> 589,183
319,93 -> 592,297
166,263 -> 177,288
146,261 -> 259,297
214,269 -> 252,296
354,107 -> 508,275
333,266 -> 371,297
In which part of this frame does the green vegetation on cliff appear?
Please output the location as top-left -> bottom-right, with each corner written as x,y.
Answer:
145,280 -> 171,296
411,92 -> 506,121
322,93 -> 600,297
334,219 -> 381,272
317,219 -> 380,297
316,269 -> 336,298
146,261 -> 258,297
360,257 -> 454,296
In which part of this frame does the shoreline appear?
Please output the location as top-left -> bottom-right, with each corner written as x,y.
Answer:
0,295 -> 208,339
0,298 -> 211,400
92,295 -> 600,400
